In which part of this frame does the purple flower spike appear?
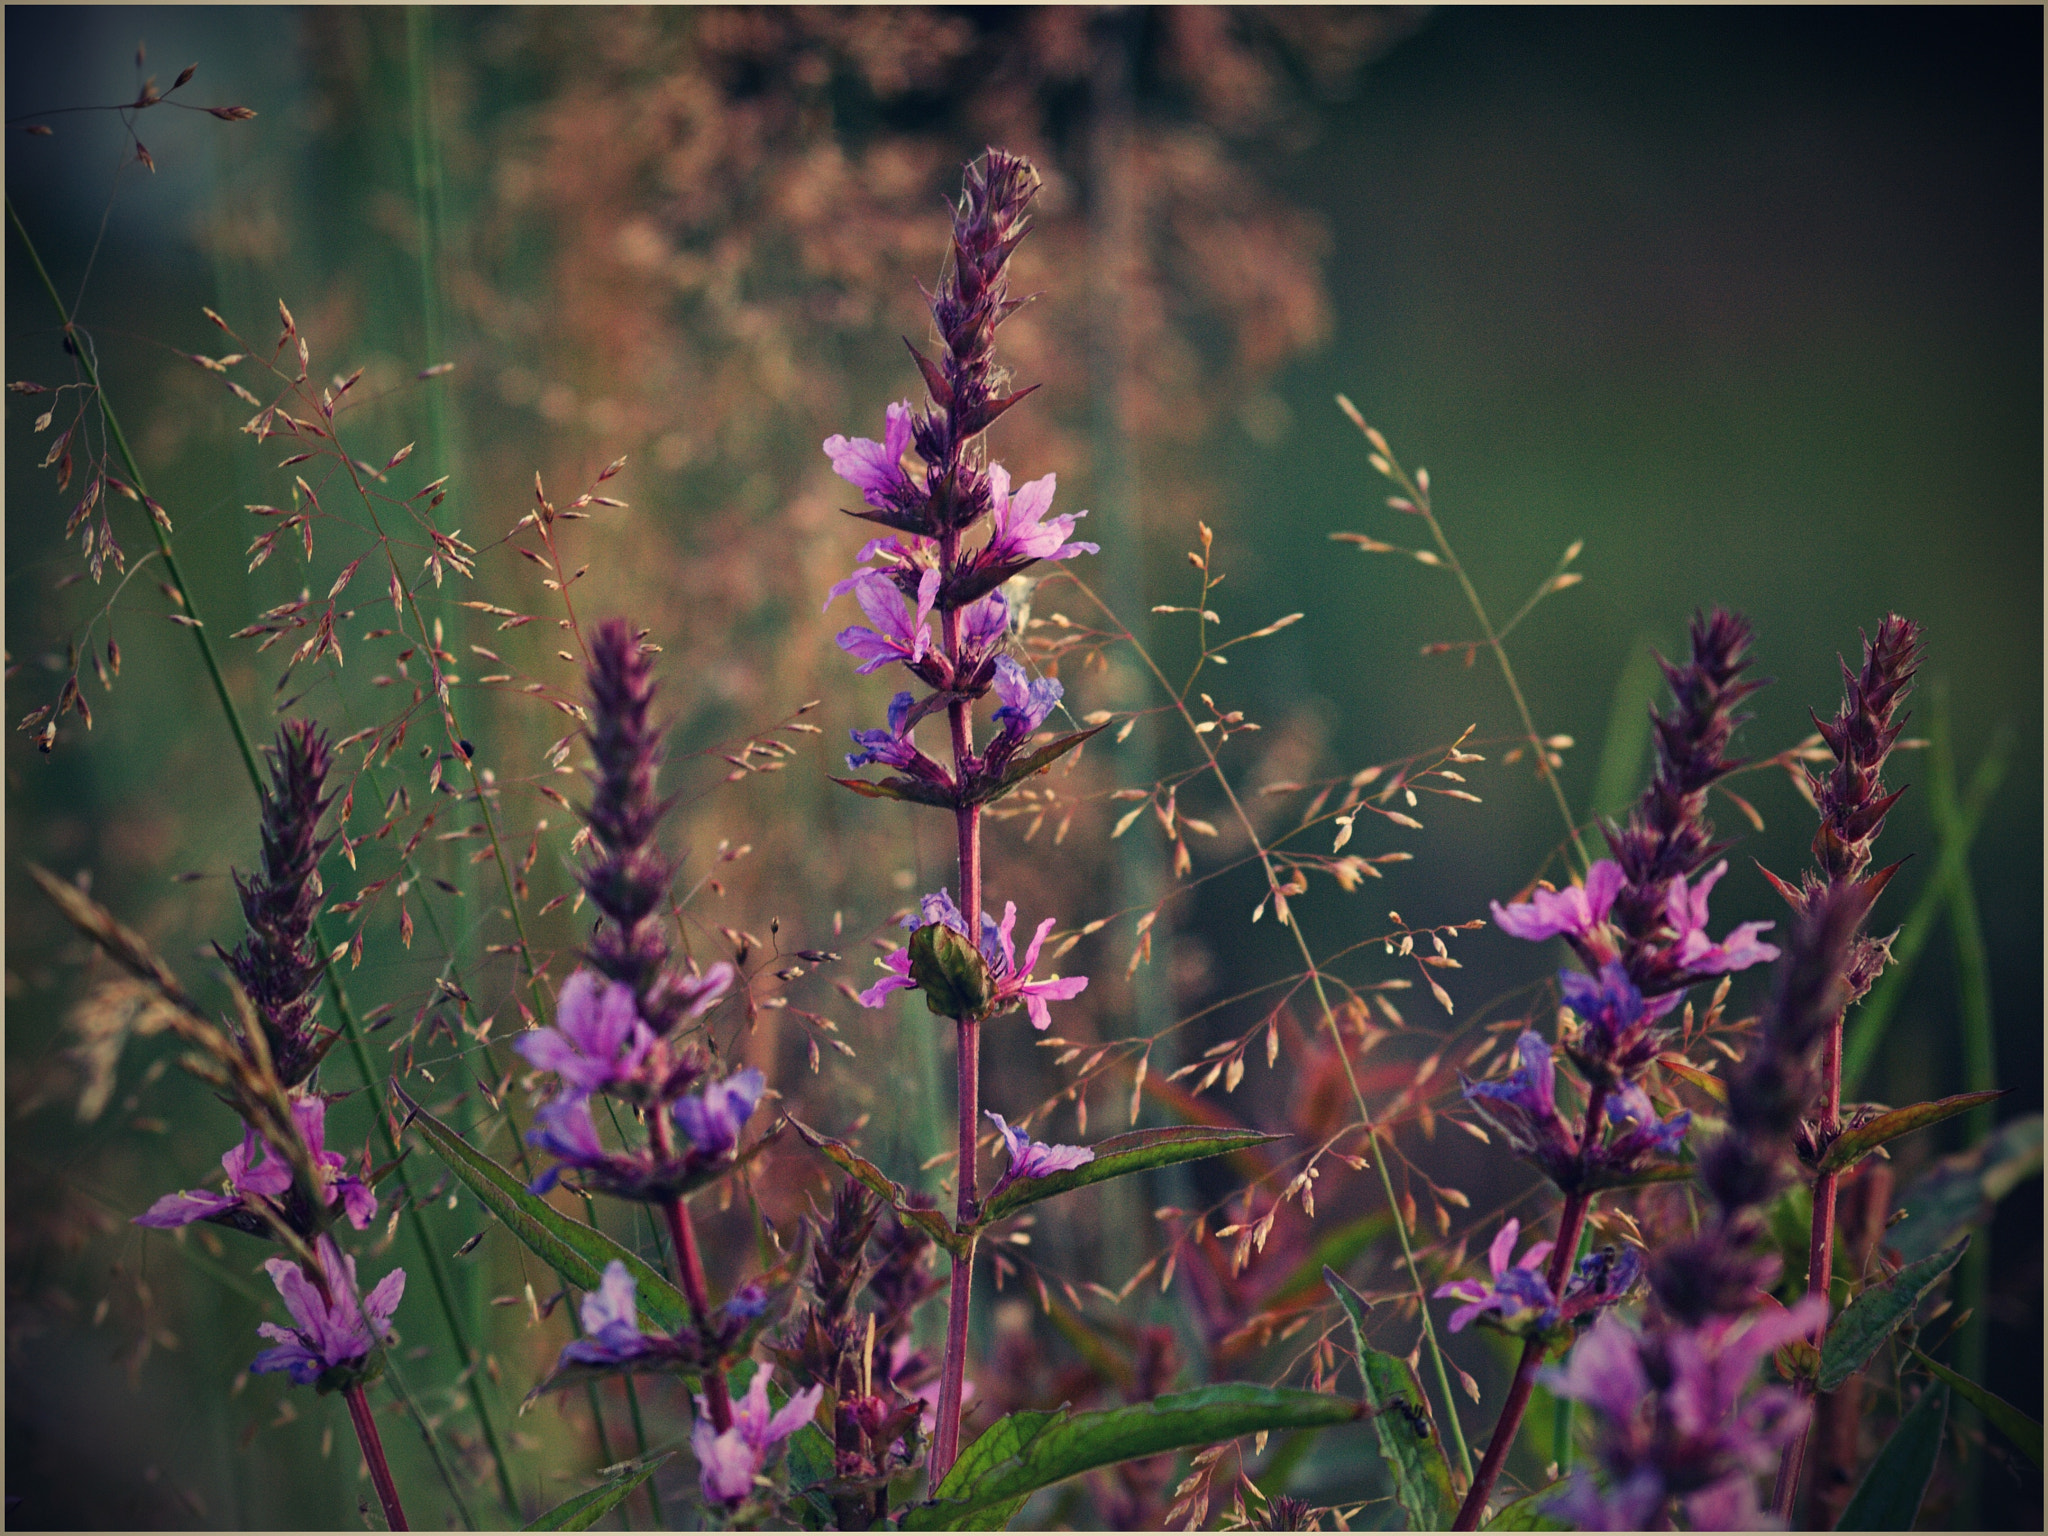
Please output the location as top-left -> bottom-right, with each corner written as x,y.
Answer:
692,1366 -> 825,1506
1490,859 -> 1625,956
673,1068 -> 766,1159
136,1094 -> 375,1235
1560,960 -> 1663,1080
824,401 -> 917,511
250,1234 -> 404,1388
1665,861 -> 1780,977
986,1110 -> 1095,1185
982,465 -> 1098,567
1434,1217 -> 1558,1336
991,656 -> 1062,739
515,970 -> 656,1096
834,569 -> 940,675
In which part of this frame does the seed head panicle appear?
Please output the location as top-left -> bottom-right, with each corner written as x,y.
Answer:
219,719 -> 336,1087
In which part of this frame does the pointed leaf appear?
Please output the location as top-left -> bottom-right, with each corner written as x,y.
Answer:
524,1453 -> 671,1530
979,1126 -> 1285,1224
979,726 -> 1105,806
1818,1090 -> 2007,1172
786,1117 -> 964,1257
1909,1347 -> 2041,1467
1888,1114 -> 2041,1263
394,1086 -> 691,1331
933,1410 -> 1060,1502
1818,1237 -> 1968,1391
1838,1382 -> 1948,1530
830,774 -> 957,808
1325,1266 -> 1458,1529
900,1385 -> 1364,1529
1481,1486 -> 1572,1530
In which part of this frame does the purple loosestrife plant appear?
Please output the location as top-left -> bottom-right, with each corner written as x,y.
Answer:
1451,611 -> 1782,1530
820,149 -> 1102,1487
136,1091 -> 375,1236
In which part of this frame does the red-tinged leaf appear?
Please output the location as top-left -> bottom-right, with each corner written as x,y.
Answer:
1819,1090 -> 2008,1173
979,1126 -> 1285,1225
903,337 -> 951,407
1658,1053 -> 1727,1104
786,1118 -> 964,1256
829,774 -> 956,809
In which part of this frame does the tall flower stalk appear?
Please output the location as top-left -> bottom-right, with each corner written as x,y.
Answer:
826,148 -> 1095,1486
1764,615 -> 1922,1517
1453,611 -> 1774,1528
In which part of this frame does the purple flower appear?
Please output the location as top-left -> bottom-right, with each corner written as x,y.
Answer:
986,900 -> 1088,1030
1543,1295 -> 1828,1530
1664,861 -> 1779,977
990,655 -> 1061,740
985,1110 -> 1094,1186
527,1095 -> 608,1193
1435,1218 -> 1558,1335
833,569 -> 940,675
250,1233 -> 404,1388
959,588 -> 1010,663
514,970 -> 655,1097
823,401 -> 917,511
1603,1080 -> 1692,1166
1560,960 -> 1674,1078
1460,1031 -> 1578,1184
1489,859 -> 1625,949
846,692 -> 951,785
673,1068 -> 767,1159
692,1366 -> 825,1506
135,1093 -> 375,1234
558,1260 -> 671,1368
981,465 -> 1097,568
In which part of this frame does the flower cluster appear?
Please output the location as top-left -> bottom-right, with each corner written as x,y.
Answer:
250,1233 -> 405,1393
136,1092 -> 375,1236
1434,1217 -> 1643,1339
856,888 -> 1088,1030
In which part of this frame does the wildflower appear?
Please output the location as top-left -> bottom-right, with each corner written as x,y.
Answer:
560,1260 -> 674,1369
1435,1219 -> 1558,1335
1662,861 -> 1779,978
1460,1031 -> 1577,1184
985,1110 -> 1094,1191
989,655 -> 1061,741
1543,1295 -> 1827,1530
1602,1080 -> 1692,1166
1560,960 -> 1668,1081
823,400 -> 917,512
857,890 -> 1087,1029
512,970 -> 655,1096
692,1366 -> 825,1506
1489,859 -> 1624,956
250,1234 -> 404,1390
136,1093 -> 375,1235
978,465 -> 1097,571
673,1067 -> 767,1159
527,1069 -> 764,1201
833,568 -> 940,675
218,719 -> 337,1088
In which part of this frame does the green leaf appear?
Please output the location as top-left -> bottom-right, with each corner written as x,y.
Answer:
1481,1486 -> 1572,1530
1838,1382 -> 1949,1530
1909,1347 -> 2042,1468
1888,1114 -> 2041,1263
785,1117 -> 964,1257
1817,1238 -> 1968,1392
1325,1266 -> 1458,1530
909,922 -> 997,1019
980,725 -> 1104,806
900,1385 -> 1363,1529
523,1453 -> 670,1530
933,1410 -> 1061,1503
395,1087 -> 692,1332
1817,1090 -> 2007,1173
979,1126 -> 1286,1224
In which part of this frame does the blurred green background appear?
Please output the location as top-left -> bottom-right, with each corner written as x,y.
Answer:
8,7 -> 2039,1528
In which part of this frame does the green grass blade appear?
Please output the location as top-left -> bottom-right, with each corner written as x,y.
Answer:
524,1454 -> 671,1531
1837,1382 -> 1948,1530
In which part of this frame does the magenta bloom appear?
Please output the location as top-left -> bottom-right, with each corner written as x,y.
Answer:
833,569 -> 940,675
692,1366 -> 825,1506
985,1110 -> 1094,1185
1436,1218 -> 1558,1334
823,401 -> 916,510
513,970 -> 655,1097
859,890 -> 1087,1029
1665,861 -> 1779,976
136,1093 -> 375,1234
981,465 -> 1097,567
846,692 -> 950,786
1544,1295 -> 1827,1530
250,1234 -> 404,1388
1490,859 -> 1625,946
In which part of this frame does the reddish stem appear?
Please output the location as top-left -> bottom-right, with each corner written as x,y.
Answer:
649,1110 -> 734,1433
345,1382 -> 410,1531
1454,1085 -> 1609,1531
1774,1009 -> 1846,1521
